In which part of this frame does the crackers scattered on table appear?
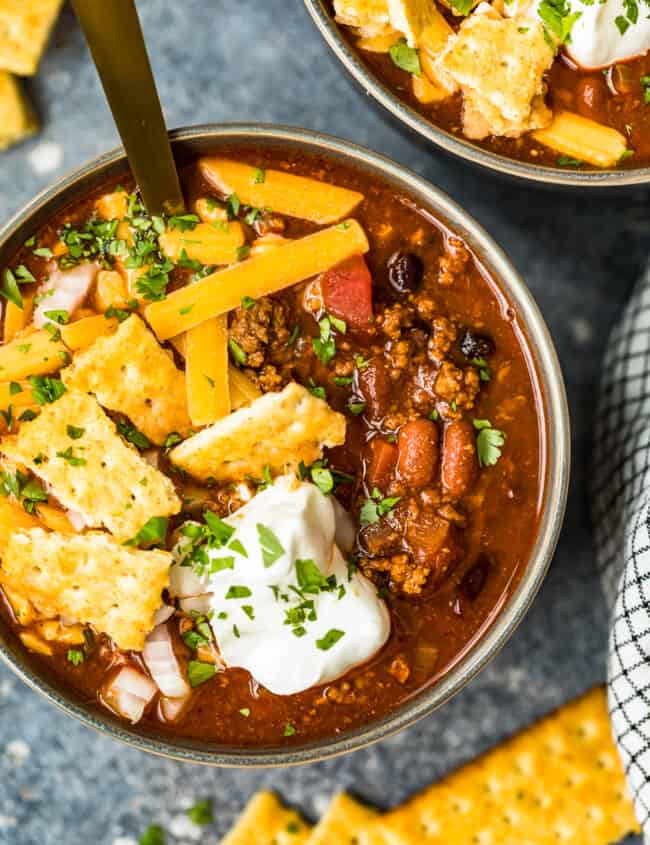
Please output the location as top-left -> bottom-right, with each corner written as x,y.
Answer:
216,687 -> 639,844
62,314 -> 192,446
1,527 -> 171,650
0,391 -> 181,541
0,0 -> 64,150
0,71 -> 38,151
170,381 -> 346,483
221,791 -> 311,845
0,0 -> 63,75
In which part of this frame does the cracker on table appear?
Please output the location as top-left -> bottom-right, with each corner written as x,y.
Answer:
373,686 -> 639,844
1,528 -> 171,650
0,0 -> 63,76
1,391 -> 181,541
0,71 -> 38,151
170,381 -> 346,483
221,791 -> 312,845
306,793 -> 378,845
62,314 -> 191,446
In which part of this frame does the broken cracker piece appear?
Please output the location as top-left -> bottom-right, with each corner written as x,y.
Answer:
306,794 -> 378,845
221,791 -> 312,845
1,528 -> 171,651
334,0 -> 390,34
374,686 -> 639,844
387,0 -> 442,46
0,0 -> 63,76
1,391 -> 181,541
170,381 -> 346,483
438,6 -> 553,139
0,71 -> 38,151
62,314 -> 191,446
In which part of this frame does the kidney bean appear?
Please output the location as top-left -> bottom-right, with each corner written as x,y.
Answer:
387,252 -> 423,294
365,437 -> 398,489
459,329 -> 495,361
576,76 -> 609,124
460,553 -> 492,600
441,420 -> 478,499
358,359 -> 391,420
396,419 -> 439,488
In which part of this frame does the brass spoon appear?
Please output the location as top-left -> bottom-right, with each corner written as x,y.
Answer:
71,0 -> 185,216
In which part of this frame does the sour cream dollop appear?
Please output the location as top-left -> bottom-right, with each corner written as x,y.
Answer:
171,476 -> 390,696
506,0 -> 650,68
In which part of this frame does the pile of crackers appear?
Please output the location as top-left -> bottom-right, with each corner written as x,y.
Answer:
0,0 -> 64,151
220,688 -> 640,844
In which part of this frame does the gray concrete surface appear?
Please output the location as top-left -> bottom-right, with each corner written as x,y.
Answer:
0,1 -> 648,842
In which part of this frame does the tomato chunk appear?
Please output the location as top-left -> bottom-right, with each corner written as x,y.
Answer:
321,254 -> 373,332
365,437 -> 398,489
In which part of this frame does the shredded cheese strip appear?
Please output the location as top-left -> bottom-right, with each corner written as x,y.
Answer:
0,380 -> 37,410
0,329 -> 67,380
531,111 -> 628,168
0,498 -> 39,548
60,313 -> 119,351
3,293 -> 35,343
145,220 -> 369,340
200,158 -> 364,224
229,365 -> 262,409
159,221 -> 245,265
185,315 -> 231,426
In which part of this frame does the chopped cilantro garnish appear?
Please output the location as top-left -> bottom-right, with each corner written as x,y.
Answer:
295,558 -> 334,594
287,325 -> 300,346
43,309 -> 69,325
67,648 -> 84,666
241,295 -> 256,309
204,510 -> 235,544
538,0 -> 581,43
316,628 -> 345,650
187,800 -> 213,826
239,707 -> 251,717
139,825 -> 166,845
241,604 -> 255,620
9,382 -> 22,396
33,247 -> 53,259
1,269 -> 24,309
105,305 -> 131,322
163,431 -> 183,450
29,376 -> 66,405
252,167 -> 266,184
117,420 -> 152,450
229,337 -> 248,366
188,660 -> 217,687
66,424 -> 85,440
227,194 -> 241,219
225,585 -> 252,599
56,446 -> 86,466
312,317 -> 337,365
125,515 -> 169,547
284,723 -> 296,737
388,38 -> 422,75
257,523 -> 285,567
308,378 -> 326,400
360,489 -> 401,525
348,401 -> 367,416
168,213 -> 200,232
333,375 -> 353,387
557,155 -> 583,167
473,419 -> 506,466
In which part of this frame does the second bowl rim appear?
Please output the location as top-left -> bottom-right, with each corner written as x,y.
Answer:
0,122 -> 570,766
303,0 -> 650,189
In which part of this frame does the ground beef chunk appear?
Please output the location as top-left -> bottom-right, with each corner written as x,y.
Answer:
427,317 -> 458,361
385,338 -> 411,379
438,237 -> 470,286
388,654 -> 411,684
228,296 -> 291,377
433,361 -> 480,410
362,552 -> 431,596
253,212 -> 285,238
375,302 -> 415,341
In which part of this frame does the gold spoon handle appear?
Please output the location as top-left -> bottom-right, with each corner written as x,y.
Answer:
72,0 -> 185,216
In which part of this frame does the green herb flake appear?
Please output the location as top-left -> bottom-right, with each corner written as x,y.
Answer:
229,337 -> 248,366
187,660 -> 217,688
241,295 -> 256,310
139,825 -> 166,845
125,515 -> 169,547
388,38 -> 422,75
284,722 -> 296,737
256,523 -> 285,567
225,585 -> 252,599
473,419 -> 507,467
66,648 -> 84,666
66,424 -> 85,440
9,382 -> 22,396
117,420 -> 152,450
187,800 -> 213,826
56,446 -> 86,466
252,167 -> 266,184
239,707 -> 251,717
316,628 -> 345,651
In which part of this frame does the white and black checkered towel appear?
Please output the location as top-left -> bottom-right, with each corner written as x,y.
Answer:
593,263 -> 650,832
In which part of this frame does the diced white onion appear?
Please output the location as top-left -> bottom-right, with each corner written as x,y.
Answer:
66,510 -> 86,532
153,605 -> 175,626
168,560 -> 207,599
178,594 -> 212,615
102,666 -> 157,724
159,693 -> 191,723
142,623 -> 189,699
33,262 -> 98,328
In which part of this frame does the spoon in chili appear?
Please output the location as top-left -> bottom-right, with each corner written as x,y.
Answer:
71,0 -> 185,217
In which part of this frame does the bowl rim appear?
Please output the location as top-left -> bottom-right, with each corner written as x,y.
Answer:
303,0 -> 650,188
0,123 -> 570,766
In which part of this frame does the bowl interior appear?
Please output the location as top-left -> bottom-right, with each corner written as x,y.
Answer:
0,125 -> 570,766
303,0 -> 650,189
